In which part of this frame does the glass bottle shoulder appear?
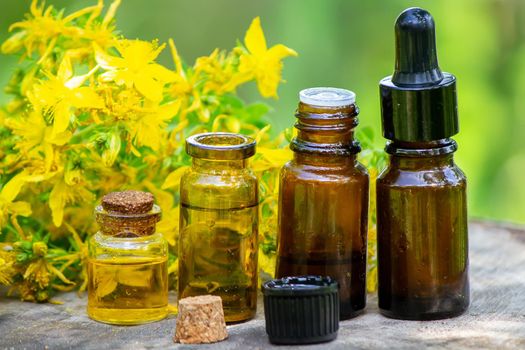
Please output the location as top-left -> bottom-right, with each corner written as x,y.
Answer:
377,157 -> 466,188
181,167 -> 257,189
89,232 -> 168,259
281,158 -> 369,184
180,167 -> 258,206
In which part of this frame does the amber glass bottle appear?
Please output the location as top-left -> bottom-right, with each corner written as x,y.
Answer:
178,132 -> 258,323
377,8 -> 469,320
276,87 -> 369,320
88,191 -> 168,325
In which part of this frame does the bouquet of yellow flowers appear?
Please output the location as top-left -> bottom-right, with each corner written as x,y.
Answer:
0,0 -> 383,302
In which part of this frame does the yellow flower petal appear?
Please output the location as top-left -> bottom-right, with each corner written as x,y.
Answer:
49,180 -> 67,227
117,40 -> 165,70
57,56 -> 73,82
144,63 -> 178,82
258,147 -> 292,166
52,100 -> 71,135
71,87 -> 104,109
168,39 -> 184,75
64,65 -> 99,89
134,75 -> 163,102
245,17 -> 267,56
161,166 -> 189,190
1,173 -> 27,202
267,44 -> 298,60
9,201 -> 32,217
94,43 -> 126,70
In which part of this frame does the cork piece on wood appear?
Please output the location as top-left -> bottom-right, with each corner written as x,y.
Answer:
174,295 -> 228,344
101,190 -> 154,214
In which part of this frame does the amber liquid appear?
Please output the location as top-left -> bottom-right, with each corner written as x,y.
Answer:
277,252 -> 366,317
276,161 -> 368,320
178,203 -> 258,323
87,256 -> 168,325
377,182 -> 469,320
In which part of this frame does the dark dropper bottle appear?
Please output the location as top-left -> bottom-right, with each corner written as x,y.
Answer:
377,7 -> 469,320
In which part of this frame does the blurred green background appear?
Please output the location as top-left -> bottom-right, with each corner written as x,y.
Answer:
1,0 -> 524,223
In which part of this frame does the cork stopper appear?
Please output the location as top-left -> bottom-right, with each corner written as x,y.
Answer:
174,295 -> 228,344
96,191 -> 160,237
101,191 -> 154,214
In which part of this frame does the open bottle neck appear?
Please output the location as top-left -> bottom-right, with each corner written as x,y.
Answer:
192,158 -> 249,173
292,102 -> 360,156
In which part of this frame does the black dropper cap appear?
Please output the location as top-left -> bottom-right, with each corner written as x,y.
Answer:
380,8 -> 459,142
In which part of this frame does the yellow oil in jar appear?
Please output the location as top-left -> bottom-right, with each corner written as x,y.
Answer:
87,256 -> 168,325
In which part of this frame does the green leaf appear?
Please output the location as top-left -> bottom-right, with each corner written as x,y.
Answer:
246,103 -> 270,120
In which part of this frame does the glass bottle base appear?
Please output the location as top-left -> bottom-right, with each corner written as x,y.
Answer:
87,306 -> 168,325
340,308 -> 365,320
379,295 -> 469,320
224,308 -> 256,324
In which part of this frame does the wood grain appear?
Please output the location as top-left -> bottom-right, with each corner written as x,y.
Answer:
1,221 -> 524,349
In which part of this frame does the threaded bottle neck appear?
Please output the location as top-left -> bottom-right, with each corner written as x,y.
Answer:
292,102 -> 360,156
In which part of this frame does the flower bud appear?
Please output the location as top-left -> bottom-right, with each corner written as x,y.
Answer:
32,242 -> 48,257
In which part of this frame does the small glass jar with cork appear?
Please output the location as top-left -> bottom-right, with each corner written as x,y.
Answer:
87,190 -> 169,325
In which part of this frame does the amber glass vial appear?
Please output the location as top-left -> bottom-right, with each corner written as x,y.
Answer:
88,191 -> 169,325
276,87 -> 369,320
178,132 -> 258,323
377,8 -> 469,320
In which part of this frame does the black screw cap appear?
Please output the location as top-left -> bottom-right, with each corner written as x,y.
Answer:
262,276 -> 339,345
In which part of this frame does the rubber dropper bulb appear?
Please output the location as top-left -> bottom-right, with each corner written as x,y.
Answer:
392,7 -> 444,87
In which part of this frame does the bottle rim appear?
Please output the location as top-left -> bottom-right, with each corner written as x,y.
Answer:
186,132 -> 256,160
299,87 -> 356,107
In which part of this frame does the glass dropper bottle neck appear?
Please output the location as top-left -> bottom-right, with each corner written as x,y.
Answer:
386,138 -> 457,170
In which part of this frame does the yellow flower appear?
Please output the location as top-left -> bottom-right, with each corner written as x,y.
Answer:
81,0 -> 121,49
95,39 -> 177,102
29,55 -> 103,135
1,0 -> 118,61
24,258 -> 75,290
49,172 -> 94,227
0,245 -> 16,285
239,17 -> 297,98
167,39 -> 204,123
1,0 -> 66,57
127,100 -> 181,151
6,110 -> 72,171
195,49 -> 245,95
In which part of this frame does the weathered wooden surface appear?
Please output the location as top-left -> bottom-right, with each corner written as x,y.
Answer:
1,221 -> 525,349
